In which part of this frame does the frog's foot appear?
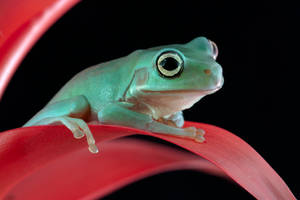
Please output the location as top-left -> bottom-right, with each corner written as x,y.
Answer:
182,127 -> 206,143
34,116 -> 99,153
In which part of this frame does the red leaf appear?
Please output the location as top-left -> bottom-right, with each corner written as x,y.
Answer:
0,124 -> 296,199
0,0 -> 79,99
0,136 -> 223,199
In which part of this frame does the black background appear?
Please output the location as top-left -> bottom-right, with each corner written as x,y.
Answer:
0,0 -> 298,199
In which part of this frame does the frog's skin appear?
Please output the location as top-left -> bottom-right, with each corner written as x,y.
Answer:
24,37 -> 224,153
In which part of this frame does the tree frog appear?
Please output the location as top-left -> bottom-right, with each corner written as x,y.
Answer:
23,37 -> 223,154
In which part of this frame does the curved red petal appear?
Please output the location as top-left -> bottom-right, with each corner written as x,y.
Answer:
4,139 -> 223,199
0,0 -> 80,99
0,125 -> 296,199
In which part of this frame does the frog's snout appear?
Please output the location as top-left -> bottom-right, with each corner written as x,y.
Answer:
203,66 -> 223,92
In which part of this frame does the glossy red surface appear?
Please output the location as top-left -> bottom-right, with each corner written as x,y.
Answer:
0,0 -> 80,99
0,123 -> 296,199
2,138 -> 222,200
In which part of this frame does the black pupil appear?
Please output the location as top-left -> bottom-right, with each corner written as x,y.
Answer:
160,57 -> 179,71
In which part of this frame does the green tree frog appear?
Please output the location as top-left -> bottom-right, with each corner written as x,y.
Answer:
24,37 -> 223,154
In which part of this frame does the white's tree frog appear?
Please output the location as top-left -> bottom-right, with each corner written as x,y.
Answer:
24,37 -> 224,153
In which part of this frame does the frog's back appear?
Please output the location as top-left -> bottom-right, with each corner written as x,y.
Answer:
48,56 -> 136,112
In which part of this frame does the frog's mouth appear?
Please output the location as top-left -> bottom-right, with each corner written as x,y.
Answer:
141,87 -> 221,95
141,77 -> 224,95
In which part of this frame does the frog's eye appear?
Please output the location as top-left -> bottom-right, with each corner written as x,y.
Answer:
209,40 -> 218,60
156,51 -> 184,78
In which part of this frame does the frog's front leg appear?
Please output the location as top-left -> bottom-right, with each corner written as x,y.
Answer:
23,95 -> 98,153
98,103 -> 205,142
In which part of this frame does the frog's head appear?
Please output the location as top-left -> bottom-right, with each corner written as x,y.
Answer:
127,37 -> 224,118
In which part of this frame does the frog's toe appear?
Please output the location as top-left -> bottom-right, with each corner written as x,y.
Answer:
71,118 -> 99,154
183,126 -> 205,143
89,144 -> 99,154
73,129 -> 85,139
194,128 -> 206,143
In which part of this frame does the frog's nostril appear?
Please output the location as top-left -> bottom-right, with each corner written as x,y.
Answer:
204,69 -> 211,75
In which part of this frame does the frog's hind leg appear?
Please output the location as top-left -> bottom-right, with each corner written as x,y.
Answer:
98,102 -> 205,142
23,95 -> 98,153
